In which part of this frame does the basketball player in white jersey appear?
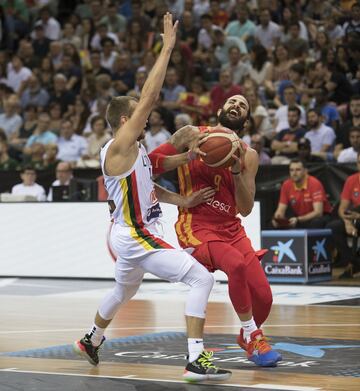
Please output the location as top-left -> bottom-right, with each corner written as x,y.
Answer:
73,13 -> 231,382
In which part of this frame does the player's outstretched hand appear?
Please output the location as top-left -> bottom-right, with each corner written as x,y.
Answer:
182,186 -> 215,208
161,12 -> 178,51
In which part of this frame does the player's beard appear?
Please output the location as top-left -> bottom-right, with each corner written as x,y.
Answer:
218,109 -> 246,136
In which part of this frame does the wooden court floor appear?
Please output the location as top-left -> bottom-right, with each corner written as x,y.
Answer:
0,279 -> 359,391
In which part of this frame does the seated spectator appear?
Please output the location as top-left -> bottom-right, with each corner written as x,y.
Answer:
36,6 -> 61,41
0,95 -> 23,143
296,137 -> 325,163
26,143 -> 46,170
58,54 -> 82,95
255,8 -> 281,50
209,0 -> 228,28
225,6 -> 256,49
11,166 -> 46,201
0,139 -> 19,170
274,85 -> 306,132
56,120 -> 88,165
213,28 -> 247,66
100,37 -> 119,71
47,162 -> 73,201
221,46 -> 250,85
144,108 -> 171,153
24,113 -> 57,153
48,73 -> 76,114
6,54 -> 32,94
48,102 -> 63,135
285,20 -> 309,60
250,134 -> 271,165
43,143 -> 60,171
246,88 -> 273,140
179,10 -> 198,51
248,44 -> 272,87
327,153 -> 360,278
337,127 -> 360,163
77,115 -> 111,168
178,76 -> 211,125
66,96 -> 91,135
210,69 -> 242,114
20,74 -> 49,109
272,159 -> 332,229
111,52 -> 135,96
313,87 -> 340,131
161,67 -> 186,112
89,50 -> 111,78
271,106 -> 307,164
91,22 -> 120,51
305,108 -> 336,160
100,2 -> 127,37
334,95 -> 360,159
32,24 -> 51,58
174,113 -> 193,130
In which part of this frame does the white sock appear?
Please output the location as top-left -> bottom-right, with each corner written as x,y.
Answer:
241,317 -> 257,343
88,324 -> 105,347
188,338 -> 204,362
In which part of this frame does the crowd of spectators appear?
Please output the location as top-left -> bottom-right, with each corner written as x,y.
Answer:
0,1 -> 359,276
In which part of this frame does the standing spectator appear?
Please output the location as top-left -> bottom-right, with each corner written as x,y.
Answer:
24,112 -> 57,153
225,6 -> 256,49
335,95 -> 360,158
305,108 -> 336,158
56,120 -> 88,164
221,46 -> 250,85
11,166 -> 46,201
337,127 -> 360,163
274,85 -> 306,132
0,95 -> 22,142
250,133 -> 271,165
210,69 -> 242,113
6,55 -> 32,94
47,162 -> 73,201
77,115 -> 111,168
0,139 -> 19,170
255,8 -> 281,50
271,106 -> 307,164
326,152 -> 360,278
20,74 -> 49,109
272,159 -> 332,229
144,108 -> 171,153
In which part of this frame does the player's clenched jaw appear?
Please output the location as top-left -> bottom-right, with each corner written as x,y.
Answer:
217,95 -> 250,136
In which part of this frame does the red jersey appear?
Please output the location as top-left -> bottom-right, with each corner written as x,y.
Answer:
279,175 -> 332,216
341,172 -> 360,207
149,128 -> 248,248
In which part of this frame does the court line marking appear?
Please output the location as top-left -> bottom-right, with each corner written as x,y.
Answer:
0,324 -> 358,335
0,368 -> 321,390
0,278 -> 18,287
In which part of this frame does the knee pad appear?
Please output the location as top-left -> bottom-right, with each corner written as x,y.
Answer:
181,261 -> 215,289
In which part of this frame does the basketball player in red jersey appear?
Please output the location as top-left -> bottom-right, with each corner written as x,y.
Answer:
149,95 -> 282,367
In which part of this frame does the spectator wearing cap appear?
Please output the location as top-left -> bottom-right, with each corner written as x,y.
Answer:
297,137 -> 325,163
305,108 -> 336,160
337,127 -> 360,163
254,8 -> 281,50
326,152 -> 360,279
11,166 -> 46,201
213,28 -> 247,65
250,134 -> 271,165
272,159 -> 332,229
225,6 -> 256,49
271,106 -> 307,164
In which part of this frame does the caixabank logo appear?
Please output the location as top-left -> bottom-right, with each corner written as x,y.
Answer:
270,239 -> 297,263
309,237 -> 331,275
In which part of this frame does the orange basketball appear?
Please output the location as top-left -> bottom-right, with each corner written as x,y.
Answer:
199,128 -> 240,168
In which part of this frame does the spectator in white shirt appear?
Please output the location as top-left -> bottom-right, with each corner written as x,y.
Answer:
6,55 -> 32,94
56,120 -> 88,165
91,23 -> 120,50
305,109 -> 336,160
37,6 -> 61,40
11,166 -> 46,202
0,95 -> 23,142
221,46 -> 250,85
213,28 -> 248,65
144,108 -> 171,153
337,127 -> 360,163
255,8 -> 281,50
47,162 -> 73,201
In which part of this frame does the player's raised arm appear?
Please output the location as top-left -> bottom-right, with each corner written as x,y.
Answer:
110,13 -> 178,155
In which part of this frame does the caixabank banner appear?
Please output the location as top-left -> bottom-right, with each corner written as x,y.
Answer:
261,229 -> 332,283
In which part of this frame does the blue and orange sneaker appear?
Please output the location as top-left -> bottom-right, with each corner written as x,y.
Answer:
245,329 -> 282,367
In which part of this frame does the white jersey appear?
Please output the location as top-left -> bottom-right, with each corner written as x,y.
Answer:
100,139 -> 163,227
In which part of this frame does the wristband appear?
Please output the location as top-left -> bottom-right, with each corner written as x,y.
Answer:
187,150 -> 197,161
